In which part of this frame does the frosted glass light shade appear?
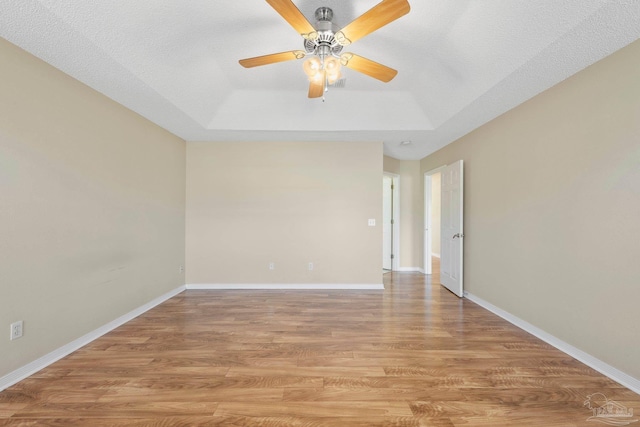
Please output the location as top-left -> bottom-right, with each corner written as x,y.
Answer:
324,56 -> 341,84
303,57 -> 322,81
303,56 -> 342,84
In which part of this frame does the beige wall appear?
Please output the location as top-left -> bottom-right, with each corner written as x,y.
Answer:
0,39 -> 186,378
187,141 -> 383,285
421,40 -> 640,379
383,157 -> 423,269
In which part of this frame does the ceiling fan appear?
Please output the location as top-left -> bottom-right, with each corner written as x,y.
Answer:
239,0 -> 410,99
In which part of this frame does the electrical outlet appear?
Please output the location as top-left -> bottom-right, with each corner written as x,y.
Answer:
368,219 -> 376,226
179,265 -> 184,273
10,321 -> 23,340
308,262 -> 314,271
269,262 -> 275,270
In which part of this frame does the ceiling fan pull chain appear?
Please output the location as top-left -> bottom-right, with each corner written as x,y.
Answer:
323,71 -> 328,102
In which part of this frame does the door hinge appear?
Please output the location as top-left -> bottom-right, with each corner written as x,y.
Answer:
391,219 -> 394,224
391,254 -> 394,259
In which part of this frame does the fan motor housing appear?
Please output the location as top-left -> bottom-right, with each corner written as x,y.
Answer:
304,7 -> 343,56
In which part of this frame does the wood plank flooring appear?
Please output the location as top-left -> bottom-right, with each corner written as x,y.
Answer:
1,260 -> 639,426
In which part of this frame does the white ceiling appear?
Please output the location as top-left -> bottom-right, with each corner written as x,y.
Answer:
2,1 -> 639,159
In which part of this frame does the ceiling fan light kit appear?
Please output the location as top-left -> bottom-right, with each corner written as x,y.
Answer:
239,0 -> 410,100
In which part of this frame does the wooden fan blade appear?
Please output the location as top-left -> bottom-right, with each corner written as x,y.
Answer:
308,72 -> 325,98
266,0 -> 316,37
340,53 -> 398,82
239,50 -> 305,68
335,0 -> 410,46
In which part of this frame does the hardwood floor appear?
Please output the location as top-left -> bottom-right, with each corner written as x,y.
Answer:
1,260 -> 639,426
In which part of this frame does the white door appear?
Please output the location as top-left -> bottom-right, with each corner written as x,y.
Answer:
440,160 -> 464,297
424,174 -> 432,275
382,176 -> 393,270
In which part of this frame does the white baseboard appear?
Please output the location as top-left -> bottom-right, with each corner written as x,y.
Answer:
395,267 -> 424,273
0,285 -> 186,392
464,291 -> 640,395
187,283 -> 384,290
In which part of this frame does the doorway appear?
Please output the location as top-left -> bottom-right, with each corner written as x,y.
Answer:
383,173 -> 399,271
424,168 -> 444,275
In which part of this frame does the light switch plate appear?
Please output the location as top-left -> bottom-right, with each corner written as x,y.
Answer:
368,219 -> 376,226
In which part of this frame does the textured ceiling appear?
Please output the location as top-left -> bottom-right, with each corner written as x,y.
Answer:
2,0 -> 639,159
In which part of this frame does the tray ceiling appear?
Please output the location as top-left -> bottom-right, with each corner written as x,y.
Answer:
2,1 -> 639,159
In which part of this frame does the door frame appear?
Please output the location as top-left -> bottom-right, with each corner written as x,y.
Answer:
423,166 -> 446,275
383,172 -> 400,271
